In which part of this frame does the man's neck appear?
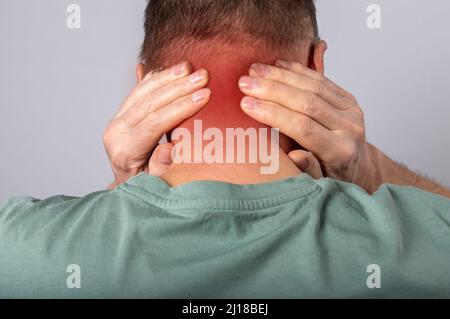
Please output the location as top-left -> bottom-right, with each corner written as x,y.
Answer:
160,46 -> 302,186
161,160 -> 301,187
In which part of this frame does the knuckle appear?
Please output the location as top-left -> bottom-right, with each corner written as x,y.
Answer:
291,61 -> 304,72
302,92 -> 318,113
270,66 -> 284,81
145,100 -> 157,114
134,95 -> 156,115
256,101 -> 271,121
144,115 -> 161,131
296,116 -> 314,138
340,144 -> 358,165
131,87 -> 146,101
350,110 -> 366,139
114,116 -> 132,133
167,78 -> 183,92
263,79 -> 277,93
170,97 -> 192,113
352,123 -> 365,140
312,78 -> 326,95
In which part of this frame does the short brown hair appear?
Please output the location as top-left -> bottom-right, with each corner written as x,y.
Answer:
140,0 -> 319,70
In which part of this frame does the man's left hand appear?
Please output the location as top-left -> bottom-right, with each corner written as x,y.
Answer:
239,60 -> 381,193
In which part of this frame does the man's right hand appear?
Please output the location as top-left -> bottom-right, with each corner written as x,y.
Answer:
104,61 -> 211,188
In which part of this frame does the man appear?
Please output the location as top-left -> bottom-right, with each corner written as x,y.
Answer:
104,1 -> 450,198
0,0 -> 449,298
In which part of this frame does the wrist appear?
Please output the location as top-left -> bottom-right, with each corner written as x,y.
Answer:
362,143 -> 384,193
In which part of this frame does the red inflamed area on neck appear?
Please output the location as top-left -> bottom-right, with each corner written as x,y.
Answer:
159,42 -> 307,185
177,47 -> 282,132
166,41 -> 302,153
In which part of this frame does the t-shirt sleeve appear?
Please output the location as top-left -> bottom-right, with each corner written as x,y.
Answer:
373,183 -> 450,234
0,195 -> 79,225
314,178 -> 450,297
370,184 -> 450,296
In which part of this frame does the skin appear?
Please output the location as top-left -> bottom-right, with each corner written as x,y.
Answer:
103,61 -> 212,188
104,41 -> 323,188
104,40 -> 450,198
238,41 -> 450,197
158,48 -> 305,186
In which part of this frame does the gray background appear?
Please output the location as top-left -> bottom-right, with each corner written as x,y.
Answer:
1,0 -> 449,202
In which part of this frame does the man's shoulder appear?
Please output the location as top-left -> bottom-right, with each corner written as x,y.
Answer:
1,190 -> 106,214
315,177 -> 450,213
0,188 -> 144,231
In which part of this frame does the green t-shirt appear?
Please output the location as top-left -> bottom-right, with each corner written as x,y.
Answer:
0,173 -> 449,298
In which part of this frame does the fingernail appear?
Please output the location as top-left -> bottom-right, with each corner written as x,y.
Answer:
192,89 -> 210,103
239,76 -> 258,90
250,63 -> 270,77
241,97 -> 258,111
173,62 -> 188,76
157,148 -> 173,166
190,70 -> 207,84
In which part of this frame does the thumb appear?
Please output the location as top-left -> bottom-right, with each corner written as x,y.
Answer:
148,143 -> 174,177
288,150 -> 323,179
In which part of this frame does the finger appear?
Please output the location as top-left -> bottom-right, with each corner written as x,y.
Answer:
121,69 -> 210,128
114,61 -> 193,119
239,76 -> 345,130
138,61 -> 194,99
148,143 -> 174,177
275,60 -> 355,103
133,88 -> 211,145
288,150 -> 323,179
249,63 -> 352,111
241,96 -> 338,163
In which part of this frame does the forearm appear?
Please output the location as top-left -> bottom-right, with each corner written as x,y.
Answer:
369,143 -> 450,198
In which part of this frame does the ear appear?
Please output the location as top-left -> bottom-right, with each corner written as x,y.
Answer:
308,40 -> 327,74
136,63 -> 146,83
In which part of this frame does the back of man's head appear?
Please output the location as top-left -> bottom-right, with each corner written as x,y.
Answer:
141,0 -> 319,71
138,1 -> 323,184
